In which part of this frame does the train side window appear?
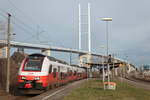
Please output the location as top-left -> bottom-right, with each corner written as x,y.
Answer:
58,66 -> 60,72
53,68 -> 57,78
69,70 -> 72,76
74,71 -> 77,76
58,66 -> 60,79
67,68 -> 69,72
49,65 -> 52,73
60,72 -> 64,80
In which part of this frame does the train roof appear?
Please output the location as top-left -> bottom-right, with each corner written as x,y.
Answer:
71,64 -> 80,67
29,53 -> 69,65
71,64 -> 87,69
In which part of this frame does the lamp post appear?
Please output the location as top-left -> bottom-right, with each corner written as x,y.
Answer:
99,45 -> 106,83
101,17 -> 112,88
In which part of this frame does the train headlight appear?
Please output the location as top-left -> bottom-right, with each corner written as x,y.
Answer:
21,76 -> 26,80
34,77 -> 40,80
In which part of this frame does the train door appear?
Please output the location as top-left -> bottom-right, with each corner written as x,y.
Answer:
53,68 -> 57,79
49,64 -> 52,74
58,66 -> 60,80
48,64 -> 53,83
67,68 -> 69,75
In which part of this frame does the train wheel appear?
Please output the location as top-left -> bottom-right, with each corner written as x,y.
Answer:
14,87 -> 21,96
56,83 -> 59,87
45,84 -> 50,91
50,84 -> 55,89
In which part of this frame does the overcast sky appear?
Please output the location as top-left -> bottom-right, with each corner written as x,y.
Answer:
0,0 -> 150,66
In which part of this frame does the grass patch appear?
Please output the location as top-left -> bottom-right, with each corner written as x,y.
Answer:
63,79 -> 150,100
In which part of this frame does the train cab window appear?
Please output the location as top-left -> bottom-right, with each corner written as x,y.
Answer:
49,65 -> 52,73
24,58 -> 43,71
53,68 -> 57,78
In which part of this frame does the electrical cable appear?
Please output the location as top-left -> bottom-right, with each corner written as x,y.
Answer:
7,0 -> 48,36
6,1 -> 52,44
0,10 -> 8,19
4,0 -> 53,45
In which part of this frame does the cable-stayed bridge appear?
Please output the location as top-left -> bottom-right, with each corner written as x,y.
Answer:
0,40 -> 100,55
0,40 -> 131,68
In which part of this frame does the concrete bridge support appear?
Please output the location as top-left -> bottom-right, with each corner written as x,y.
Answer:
79,53 -> 92,68
79,54 -> 92,78
41,49 -> 51,56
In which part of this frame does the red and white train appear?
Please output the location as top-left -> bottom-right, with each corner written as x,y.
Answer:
17,53 -> 87,92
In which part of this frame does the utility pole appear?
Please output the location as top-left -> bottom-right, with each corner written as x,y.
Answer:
6,13 -> 11,93
112,53 -> 115,79
69,50 -> 72,65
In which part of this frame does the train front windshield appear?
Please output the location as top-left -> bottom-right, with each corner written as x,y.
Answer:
23,57 -> 43,71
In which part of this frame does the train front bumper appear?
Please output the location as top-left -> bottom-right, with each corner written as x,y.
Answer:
18,81 -> 44,90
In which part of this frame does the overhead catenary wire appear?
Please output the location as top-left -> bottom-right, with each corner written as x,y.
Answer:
6,0 -> 49,37
7,0 -> 41,27
12,17 -> 46,42
0,13 -> 7,19
0,11 -> 9,41
0,1 -> 67,46
6,0 -> 40,34
0,10 -> 8,19
11,20 -> 36,36
0,8 -> 36,37
6,0 -> 53,43
0,10 -> 37,41
12,16 -> 37,33
5,12 -> 50,43
11,19 -> 53,44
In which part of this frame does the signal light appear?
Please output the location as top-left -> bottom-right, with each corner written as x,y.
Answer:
21,76 -> 26,80
34,77 -> 40,80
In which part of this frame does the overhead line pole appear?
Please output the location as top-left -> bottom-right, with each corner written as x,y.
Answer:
70,49 -> 72,65
6,13 -> 11,93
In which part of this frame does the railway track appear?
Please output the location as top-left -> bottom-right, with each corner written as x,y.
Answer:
126,73 -> 150,85
28,79 -> 87,100
0,79 -> 87,100
119,76 -> 150,90
126,77 -> 148,85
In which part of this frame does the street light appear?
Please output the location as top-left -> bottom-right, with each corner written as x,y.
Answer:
101,17 -> 112,89
99,45 -> 106,83
101,17 -> 112,56
101,18 -> 112,21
